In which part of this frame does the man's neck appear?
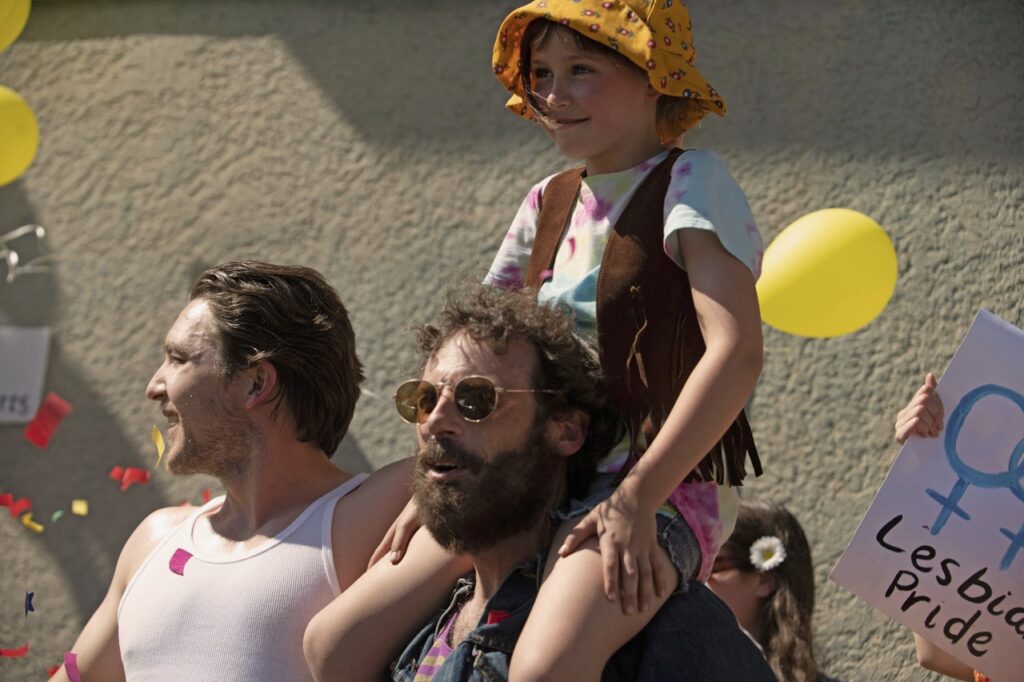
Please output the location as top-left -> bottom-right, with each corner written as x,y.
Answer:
201,432 -> 350,547
450,518 -> 554,646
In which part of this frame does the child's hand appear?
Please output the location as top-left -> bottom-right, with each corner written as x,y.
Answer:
557,487 -> 672,615
368,497 -> 421,568
895,373 -> 944,444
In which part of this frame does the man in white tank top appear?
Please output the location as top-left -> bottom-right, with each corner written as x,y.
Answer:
52,261 -> 464,682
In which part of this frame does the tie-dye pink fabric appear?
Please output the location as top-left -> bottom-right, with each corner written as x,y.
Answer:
485,149 -> 763,339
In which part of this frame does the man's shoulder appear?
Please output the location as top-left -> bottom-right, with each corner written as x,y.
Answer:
108,505 -> 193,595
329,459 -> 411,523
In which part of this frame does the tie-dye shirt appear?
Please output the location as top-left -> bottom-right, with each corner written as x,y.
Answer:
485,148 -> 763,579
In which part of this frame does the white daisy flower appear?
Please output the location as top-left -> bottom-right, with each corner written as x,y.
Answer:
749,536 -> 786,572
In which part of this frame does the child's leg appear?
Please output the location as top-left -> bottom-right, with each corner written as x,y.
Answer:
509,518 -> 679,682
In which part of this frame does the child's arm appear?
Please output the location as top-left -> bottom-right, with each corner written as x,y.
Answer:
895,372 -> 943,444
913,634 -> 974,680
895,377 -> 973,680
560,229 -> 763,613
304,527 -> 472,681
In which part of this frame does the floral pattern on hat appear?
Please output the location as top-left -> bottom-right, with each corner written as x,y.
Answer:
492,0 -> 727,133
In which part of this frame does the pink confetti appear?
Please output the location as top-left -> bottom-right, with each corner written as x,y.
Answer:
63,652 -> 82,681
567,236 -> 577,259
169,548 -> 193,576
539,269 -> 554,282
0,643 -> 28,657
24,392 -> 73,449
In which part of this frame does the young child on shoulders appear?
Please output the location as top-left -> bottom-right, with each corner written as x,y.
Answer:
325,2 -> 766,679
487,1 -> 764,678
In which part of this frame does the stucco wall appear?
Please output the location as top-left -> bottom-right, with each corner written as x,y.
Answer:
1,1 -> 1021,679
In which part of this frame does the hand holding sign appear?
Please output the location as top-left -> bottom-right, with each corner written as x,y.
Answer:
832,310 -> 1024,681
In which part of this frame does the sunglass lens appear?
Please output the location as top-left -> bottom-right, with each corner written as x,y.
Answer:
395,380 -> 437,424
454,377 -> 498,422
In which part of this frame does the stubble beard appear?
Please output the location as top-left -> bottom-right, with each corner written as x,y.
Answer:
167,406 -> 254,480
411,418 -> 563,554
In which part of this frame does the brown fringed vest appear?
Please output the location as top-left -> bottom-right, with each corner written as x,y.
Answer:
524,149 -> 762,486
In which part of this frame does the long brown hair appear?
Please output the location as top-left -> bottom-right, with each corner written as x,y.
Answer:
720,500 -> 821,682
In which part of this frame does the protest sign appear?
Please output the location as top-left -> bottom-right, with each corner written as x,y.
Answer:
832,310 -> 1024,681
0,326 -> 50,423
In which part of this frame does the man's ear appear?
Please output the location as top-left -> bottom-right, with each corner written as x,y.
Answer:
243,361 -> 278,409
545,409 -> 589,458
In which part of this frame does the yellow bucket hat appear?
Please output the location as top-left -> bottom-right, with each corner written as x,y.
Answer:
493,0 -> 727,130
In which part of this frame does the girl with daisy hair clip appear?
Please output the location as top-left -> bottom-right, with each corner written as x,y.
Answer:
710,499 -> 839,682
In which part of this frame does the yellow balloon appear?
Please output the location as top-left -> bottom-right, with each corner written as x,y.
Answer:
0,85 -> 39,186
0,0 -> 31,54
756,208 -> 897,338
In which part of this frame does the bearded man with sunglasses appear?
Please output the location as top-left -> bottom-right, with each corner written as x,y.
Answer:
304,283 -> 776,681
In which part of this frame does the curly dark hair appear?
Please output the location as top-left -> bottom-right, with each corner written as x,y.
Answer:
720,499 -> 821,682
190,260 -> 364,456
415,283 -> 624,498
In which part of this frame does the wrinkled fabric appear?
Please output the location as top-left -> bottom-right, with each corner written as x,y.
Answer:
393,554 -> 778,681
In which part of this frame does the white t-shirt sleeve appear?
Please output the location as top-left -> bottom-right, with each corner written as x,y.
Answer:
662,150 -> 764,280
483,177 -> 554,289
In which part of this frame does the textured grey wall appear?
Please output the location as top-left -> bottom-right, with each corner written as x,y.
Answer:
1,1 -> 1021,679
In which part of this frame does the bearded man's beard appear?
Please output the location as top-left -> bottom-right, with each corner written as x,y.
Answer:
411,420 -> 563,554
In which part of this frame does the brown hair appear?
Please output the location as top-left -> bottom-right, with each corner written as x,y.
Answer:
720,500 -> 821,682
519,19 -> 702,145
190,260 -> 363,456
415,282 -> 623,498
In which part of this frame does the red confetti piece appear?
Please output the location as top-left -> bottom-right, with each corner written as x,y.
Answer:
120,467 -> 150,491
3,493 -> 31,516
108,466 -> 150,491
23,392 -> 73,449
0,643 -> 29,657
64,652 -> 82,682
47,664 -> 61,677
201,488 -> 211,503
0,493 -> 12,506
169,548 -> 193,576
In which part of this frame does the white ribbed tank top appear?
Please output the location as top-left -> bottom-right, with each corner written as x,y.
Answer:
117,474 -> 368,681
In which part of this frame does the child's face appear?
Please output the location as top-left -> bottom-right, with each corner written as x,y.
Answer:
529,29 -> 661,174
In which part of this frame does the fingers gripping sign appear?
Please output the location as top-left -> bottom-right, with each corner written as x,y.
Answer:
895,373 -> 945,444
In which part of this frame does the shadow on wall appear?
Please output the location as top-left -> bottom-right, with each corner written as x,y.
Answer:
16,0 -> 1024,162
0,182 -> 168,619
0,183 -> 372,624
17,0 -> 527,151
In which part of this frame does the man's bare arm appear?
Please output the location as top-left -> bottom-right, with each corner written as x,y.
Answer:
50,506 -> 192,682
